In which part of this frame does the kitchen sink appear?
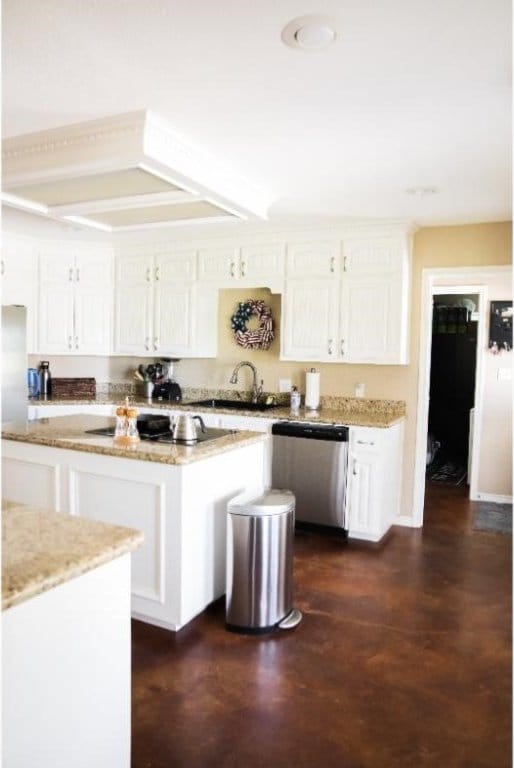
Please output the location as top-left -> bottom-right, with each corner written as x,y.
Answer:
187,398 -> 281,412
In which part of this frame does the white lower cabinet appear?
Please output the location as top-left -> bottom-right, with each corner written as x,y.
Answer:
346,423 -> 403,542
2,438 -> 266,631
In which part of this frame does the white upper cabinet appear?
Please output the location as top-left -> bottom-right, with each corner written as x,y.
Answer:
114,247 -> 216,357
38,244 -> 113,355
198,242 -> 284,289
281,232 -> 410,364
281,279 -> 339,361
2,232 -> 39,353
286,240 -> 340,277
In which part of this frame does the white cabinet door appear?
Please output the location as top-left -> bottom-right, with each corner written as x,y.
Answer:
115,282 -> 153,354
281,279 -> 339,361
38,283 -> 75,353
74,286 -> 112,354
197,246 -> 239,282
340,273 -> 401,363
347,424 -> 403,542
75,248 -> 113,285
286,240 -> 340,277
155,249 -> 197,281
154,282 -> 196,356
38,247 -> 113,355
240,243 -> 284,282
342,236 -> 402,274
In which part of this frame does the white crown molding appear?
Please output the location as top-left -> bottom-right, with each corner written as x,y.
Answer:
2,110 -> 273,229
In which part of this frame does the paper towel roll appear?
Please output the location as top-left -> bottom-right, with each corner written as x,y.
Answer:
305,369 -> 320,410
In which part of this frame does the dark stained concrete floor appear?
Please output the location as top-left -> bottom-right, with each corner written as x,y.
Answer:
131,483 -> 512,767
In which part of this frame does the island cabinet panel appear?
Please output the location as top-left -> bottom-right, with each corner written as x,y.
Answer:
2,452 -> 60,508
2,438 -> 266,631
70,470 -> 166,605
3,554 -> 131,768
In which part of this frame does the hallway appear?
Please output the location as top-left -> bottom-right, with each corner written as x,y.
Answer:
131,484 -> 512,768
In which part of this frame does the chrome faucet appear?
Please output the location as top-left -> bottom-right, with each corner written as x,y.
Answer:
229,361 -> 262,403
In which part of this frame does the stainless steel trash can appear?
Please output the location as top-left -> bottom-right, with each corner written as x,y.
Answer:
226,489 -> 302,634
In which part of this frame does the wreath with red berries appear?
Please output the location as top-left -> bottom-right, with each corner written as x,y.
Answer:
230,299 -> 274,350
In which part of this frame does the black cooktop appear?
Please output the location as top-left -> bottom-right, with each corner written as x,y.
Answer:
85,425 -> 235,445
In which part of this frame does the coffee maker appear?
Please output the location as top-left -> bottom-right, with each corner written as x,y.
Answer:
151,358 -> 182,402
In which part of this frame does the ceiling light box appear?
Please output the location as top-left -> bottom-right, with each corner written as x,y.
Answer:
2,110 -> 271,231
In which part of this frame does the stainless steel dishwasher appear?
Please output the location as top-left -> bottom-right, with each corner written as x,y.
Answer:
271,421 -> 349,531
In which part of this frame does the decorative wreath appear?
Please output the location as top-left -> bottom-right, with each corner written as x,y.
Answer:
230,299 -> 274,350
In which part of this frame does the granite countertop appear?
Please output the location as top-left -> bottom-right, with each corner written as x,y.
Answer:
30,394 -> 406,429
2,414 -> 268,465
2,500 -> 143,610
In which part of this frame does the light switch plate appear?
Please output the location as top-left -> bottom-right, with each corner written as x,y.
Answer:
497,367 -> 512,381
279,378 -> 292,392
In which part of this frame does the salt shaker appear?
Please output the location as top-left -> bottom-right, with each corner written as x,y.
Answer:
126,408 -> 140,443
290,386 -> 301,412
114,406 -> 127,441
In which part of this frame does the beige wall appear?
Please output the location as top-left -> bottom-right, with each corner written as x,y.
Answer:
28,221 -> 513,513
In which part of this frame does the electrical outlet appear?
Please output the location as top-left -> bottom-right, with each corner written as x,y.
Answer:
279,378 -> 292,393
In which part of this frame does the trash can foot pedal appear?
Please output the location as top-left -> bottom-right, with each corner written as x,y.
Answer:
278,608 -> 302,630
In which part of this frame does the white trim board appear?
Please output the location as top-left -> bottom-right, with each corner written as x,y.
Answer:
412,265 -> 511,527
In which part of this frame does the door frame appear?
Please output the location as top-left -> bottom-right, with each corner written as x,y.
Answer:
412,266 -> 509,527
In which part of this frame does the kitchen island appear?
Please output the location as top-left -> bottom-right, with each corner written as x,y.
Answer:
2,415 -> 267,630
2,499 -> 142,768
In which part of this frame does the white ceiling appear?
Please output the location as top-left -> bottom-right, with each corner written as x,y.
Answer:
2,0 -> 512,229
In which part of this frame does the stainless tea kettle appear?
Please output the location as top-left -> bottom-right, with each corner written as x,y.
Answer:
172,414 -> 206,444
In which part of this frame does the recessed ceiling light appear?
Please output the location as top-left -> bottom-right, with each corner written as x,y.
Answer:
281,15 -> 338,52
405,186 -> 438,197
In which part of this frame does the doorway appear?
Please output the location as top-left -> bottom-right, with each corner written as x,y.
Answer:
425,293 -> 479,488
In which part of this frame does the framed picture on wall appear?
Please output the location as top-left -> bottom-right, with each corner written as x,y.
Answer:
489,301 -> 512,351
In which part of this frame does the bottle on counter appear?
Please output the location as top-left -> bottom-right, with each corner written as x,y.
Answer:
114,407 -> 127,442
290,386 -> 301,412
125,408 -> 140,443
38,361 -> 51,398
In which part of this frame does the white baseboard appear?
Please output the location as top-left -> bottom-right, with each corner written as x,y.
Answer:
474,492 -> 513,504
394,515 -> 422,528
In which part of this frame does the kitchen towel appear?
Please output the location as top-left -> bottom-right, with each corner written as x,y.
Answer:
305,369 -> 320,410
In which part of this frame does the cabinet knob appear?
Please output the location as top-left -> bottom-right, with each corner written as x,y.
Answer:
330,256 -> 335,273
146,267 -> 152,282
230,262 -> 236,278
75,336 -> 79,349
240,260 -> 246,277
155,267 -> 160,281
328,339 -> 334,355
68,335 -> 73,349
